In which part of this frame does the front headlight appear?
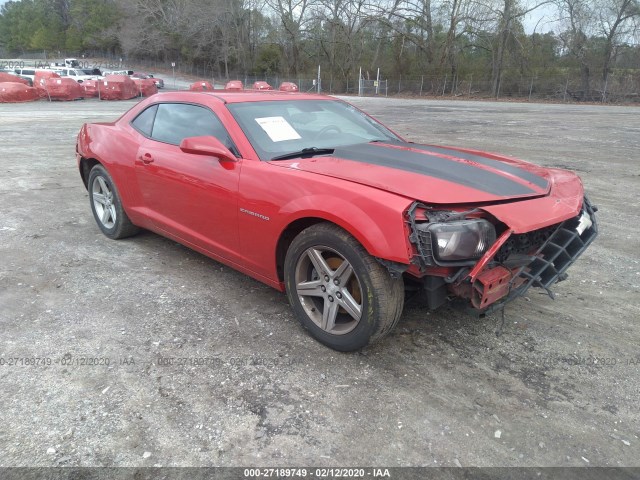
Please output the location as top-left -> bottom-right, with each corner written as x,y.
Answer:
427,219 -> 496,262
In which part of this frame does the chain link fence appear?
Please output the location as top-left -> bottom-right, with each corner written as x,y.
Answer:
115,57 -> 640,103
358,79 -> 389,96
229,71 -> 640,103
366,72 -> 640,103
3,51 -> 639,103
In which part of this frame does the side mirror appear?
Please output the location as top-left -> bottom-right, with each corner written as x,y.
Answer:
179,136 -> 237,162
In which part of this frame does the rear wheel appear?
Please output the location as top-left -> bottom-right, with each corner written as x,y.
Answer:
88,164 -> 139,239
284,223 -> 404,351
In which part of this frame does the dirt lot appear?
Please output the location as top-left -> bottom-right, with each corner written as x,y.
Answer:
0,96 -> 638,468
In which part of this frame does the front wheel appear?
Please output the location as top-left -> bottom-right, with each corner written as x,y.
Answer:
88,164 -> 139,239
284,223 -> 404,351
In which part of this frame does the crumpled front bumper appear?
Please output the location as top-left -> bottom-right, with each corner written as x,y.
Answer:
469,196 -> 598,313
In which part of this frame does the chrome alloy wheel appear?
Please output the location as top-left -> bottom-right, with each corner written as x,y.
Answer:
294,246 -> 363,335
91,175 -> 116,229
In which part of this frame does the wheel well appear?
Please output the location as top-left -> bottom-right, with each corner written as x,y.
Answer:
275,217 -> 328,282
80,158 -> 100,189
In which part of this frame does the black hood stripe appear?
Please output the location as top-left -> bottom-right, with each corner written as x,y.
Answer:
333,143 -> 541,197
407,144 -> 549,190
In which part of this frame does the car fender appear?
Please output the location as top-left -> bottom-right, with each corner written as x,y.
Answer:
237,160 -> 415,282
77,123 -> 147,225
276,194 -> 410,263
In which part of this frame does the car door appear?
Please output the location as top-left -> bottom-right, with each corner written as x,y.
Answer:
133,102 -> 241,261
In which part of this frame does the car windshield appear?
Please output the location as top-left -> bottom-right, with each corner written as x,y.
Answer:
80,69 -> 94,75
226,99 -> 401,160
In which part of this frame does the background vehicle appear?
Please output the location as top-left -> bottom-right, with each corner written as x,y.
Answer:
49,67 -> 102,83
13,68 -> 40,84
104,70 -> 134,76
131,72 -> 164,89
76,92 -> 597,351
252,81 -> 273,90
279,82 -> 299,92
225,80 -> 243,90
50,58 -> 81,68
0,69 -> 32,86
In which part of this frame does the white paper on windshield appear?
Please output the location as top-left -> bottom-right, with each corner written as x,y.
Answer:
255,116 -> 301,142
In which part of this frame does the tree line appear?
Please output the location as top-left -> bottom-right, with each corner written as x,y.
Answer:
1,0 -> 638,99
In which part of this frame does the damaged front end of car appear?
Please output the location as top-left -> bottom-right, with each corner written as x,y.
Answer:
405,197 -> 598,314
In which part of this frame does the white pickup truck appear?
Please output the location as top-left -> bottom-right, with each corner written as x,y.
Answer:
50,58 -> 81,68
49,67 -> 103,83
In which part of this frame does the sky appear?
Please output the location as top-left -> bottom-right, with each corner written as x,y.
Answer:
523,4 -> 562,34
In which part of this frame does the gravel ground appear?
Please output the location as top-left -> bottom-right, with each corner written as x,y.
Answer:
0,95 -> 638,468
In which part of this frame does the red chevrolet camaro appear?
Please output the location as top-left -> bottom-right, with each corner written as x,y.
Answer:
76,92 -> 597,351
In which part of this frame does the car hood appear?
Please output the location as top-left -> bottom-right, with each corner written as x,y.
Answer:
271,141 -> 553,204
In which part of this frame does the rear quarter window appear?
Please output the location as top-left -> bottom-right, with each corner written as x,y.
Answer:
131,104 -> 158,137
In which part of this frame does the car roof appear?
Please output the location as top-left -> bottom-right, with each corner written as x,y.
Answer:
151,91 -> 332,104
217,92 -> 329,103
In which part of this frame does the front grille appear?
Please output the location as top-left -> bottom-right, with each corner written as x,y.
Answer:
520,198 -> 598,289
484,196 -> 598,312
494,225 -> 556,264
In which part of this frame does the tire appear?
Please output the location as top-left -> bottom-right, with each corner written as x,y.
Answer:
88,164 -> 139,239
284,223 -> 404,351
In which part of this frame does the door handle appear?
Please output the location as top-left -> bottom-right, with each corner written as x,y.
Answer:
139,153 -> 154,164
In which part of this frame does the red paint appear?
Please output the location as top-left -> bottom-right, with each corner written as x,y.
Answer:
279,82 -> 299,92
77,91 -> 587,298
252,81 -> 273,91
469,229 -> 513,281
189,81 -> 215,91
471,266 -> 515,309
225,80 -> 243,91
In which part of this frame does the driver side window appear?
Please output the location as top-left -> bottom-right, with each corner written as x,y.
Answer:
131,102 -> 238,155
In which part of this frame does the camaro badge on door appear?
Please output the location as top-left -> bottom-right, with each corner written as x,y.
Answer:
240,208 -> 270,221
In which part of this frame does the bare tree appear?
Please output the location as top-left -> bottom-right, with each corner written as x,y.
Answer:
374,0 -> 435,69
594,0 -> 639,95
266,0 -> 316,75
117,0 -> 193,59
435,0 -> 490,84
312,0 -> 371,85
231,0 -> 271,74
486,0 -> 551,97
556,0 -> 594,99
